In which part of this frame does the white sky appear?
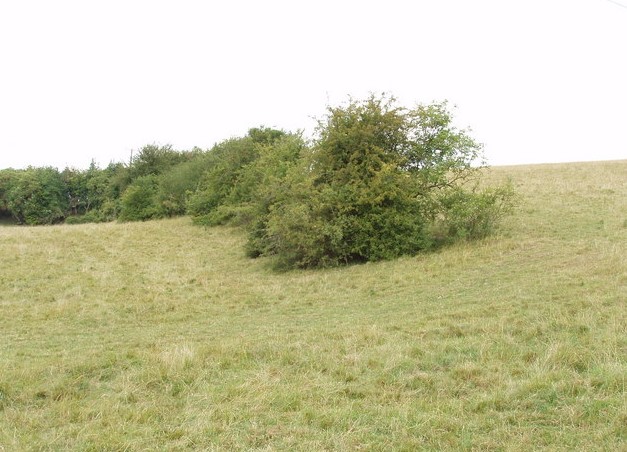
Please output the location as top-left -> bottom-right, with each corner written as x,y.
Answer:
1,0 -> 626,169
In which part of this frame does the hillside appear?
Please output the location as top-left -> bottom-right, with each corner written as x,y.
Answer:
1,160 -> 625,450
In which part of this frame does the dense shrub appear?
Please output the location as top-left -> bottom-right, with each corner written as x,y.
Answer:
0,169 -> 18,220
187,138 -> 256,223
187,128 -> 292,225
155,152 -> 213,217
246,95 -> 513,268
5,167 -> 69,225
206,133 -> 306,227
118,175 -> 160,221
129,144 -> 188,179
429,184 -> 515,244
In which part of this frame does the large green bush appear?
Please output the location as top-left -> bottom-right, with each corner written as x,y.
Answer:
155,152 -> 212,218
5,167 -> 69,225
207,133 -> 306,227
118,175 -> 160,222
187,128 -> 293,225
246,95 -> 513,268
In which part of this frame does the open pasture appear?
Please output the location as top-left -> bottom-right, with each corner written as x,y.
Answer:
1,160 -> 625,450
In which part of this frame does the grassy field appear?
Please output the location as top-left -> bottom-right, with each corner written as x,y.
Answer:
1,160 -> 625,450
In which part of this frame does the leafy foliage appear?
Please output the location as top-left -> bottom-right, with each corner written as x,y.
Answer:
429,184 -> 515,244
0,169 -> 18,220
247,95 -> 512,268
129,144 -> 188,179
187,127 -> 293,225
83,162 -> 126,221
118,175 -> 161,222
5,167 -> 69,225
155,151 -> 212,218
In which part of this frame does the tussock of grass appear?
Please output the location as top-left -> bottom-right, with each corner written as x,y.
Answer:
1,160 -> 626,450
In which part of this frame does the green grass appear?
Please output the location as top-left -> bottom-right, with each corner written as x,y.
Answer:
1,160 -> 625,450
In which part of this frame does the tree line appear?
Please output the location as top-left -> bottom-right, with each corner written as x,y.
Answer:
0,95 -> 513,269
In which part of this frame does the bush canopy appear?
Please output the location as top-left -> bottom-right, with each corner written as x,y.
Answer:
245,95 -> 512,268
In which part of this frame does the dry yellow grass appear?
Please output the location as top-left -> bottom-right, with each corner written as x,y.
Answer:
1,160 -> 625,450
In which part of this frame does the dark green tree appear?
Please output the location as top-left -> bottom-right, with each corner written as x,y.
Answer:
118,175 -> 160,222
6,167 -> 69,225
129,144 -> 187,179
0,169 -> 18,222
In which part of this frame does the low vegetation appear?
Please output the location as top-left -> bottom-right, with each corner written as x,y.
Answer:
1,160 -> 625,450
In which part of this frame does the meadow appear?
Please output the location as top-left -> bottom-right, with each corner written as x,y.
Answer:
0,160 -> 625,450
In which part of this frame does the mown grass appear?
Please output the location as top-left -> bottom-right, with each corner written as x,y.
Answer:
1,160 -> 625,450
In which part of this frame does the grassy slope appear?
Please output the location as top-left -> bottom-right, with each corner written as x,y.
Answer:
0,160 -> 625,451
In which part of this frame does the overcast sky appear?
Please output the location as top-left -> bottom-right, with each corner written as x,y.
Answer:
1,0 -> 626,170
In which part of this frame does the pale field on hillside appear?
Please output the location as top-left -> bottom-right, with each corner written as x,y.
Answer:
1,160 -> 625,450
